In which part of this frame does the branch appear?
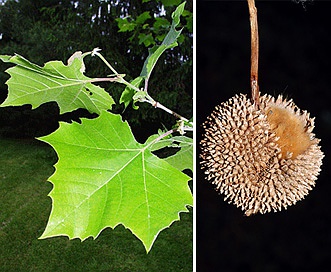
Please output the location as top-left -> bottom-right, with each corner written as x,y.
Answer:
247,0 -> 260,107
142,96 -> 190,123
92,48 -> 192,125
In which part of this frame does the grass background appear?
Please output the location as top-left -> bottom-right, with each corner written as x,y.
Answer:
0,138 -> 192,272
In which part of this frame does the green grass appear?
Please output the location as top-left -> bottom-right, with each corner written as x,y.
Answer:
0,138 -> 193,272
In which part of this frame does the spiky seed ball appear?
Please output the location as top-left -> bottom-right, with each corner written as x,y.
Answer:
200,93 -> 324,216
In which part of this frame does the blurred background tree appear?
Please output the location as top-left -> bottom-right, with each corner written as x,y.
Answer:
0,0 -> 192,140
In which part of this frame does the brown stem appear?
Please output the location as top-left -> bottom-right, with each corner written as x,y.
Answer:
247,0 -> 260,107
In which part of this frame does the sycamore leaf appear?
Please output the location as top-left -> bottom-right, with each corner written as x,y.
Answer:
148,134 -> 193,172
119,76 -> 144,110
38,111 -> 192,252
140,2 -> 185,81
118,2 -> 186,110
164,136 -> 193,171
0,53 -> 114,114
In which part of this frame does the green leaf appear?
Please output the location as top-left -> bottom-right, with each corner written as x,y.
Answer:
182,10 -> 193,33
0,53 -> 114,114
140,2 -> 186,80
153,17 -> 171,30
147,132 -> 174,152
138,33 -> 155,47
115,17 -> 136,32
38,111 -> 192,252
118,2 -> 186,109
136,11 -> 151,24
119,76 -> 144,109
164,136 -> 193,171
132,90 -> 147,101
148,134 -> 193,172
161,0 -> 182,7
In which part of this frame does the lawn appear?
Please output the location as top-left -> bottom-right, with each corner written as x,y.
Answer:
0,138 -> 193,272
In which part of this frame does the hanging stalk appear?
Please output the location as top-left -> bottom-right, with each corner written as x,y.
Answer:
247,0 -> 260,107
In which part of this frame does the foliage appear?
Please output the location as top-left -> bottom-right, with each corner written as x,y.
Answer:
0,138 -> 192,271
0,0 -> 193,133
0,54 -> 114,114
116,0 -> 192,48
0,1 -> 192,252
120,0 -> 186,109
38,111 -> 192,252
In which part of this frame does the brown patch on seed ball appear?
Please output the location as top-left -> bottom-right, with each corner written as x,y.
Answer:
266,105 -> 311,159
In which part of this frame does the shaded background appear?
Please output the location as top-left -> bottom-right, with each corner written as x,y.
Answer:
197,0 -> 331,271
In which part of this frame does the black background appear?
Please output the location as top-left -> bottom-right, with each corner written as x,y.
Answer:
197,0 -> 331,271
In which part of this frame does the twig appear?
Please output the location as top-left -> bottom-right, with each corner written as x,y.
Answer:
247,0 -> 260,108
147,99 -> 190,123
92,48 -> 192,126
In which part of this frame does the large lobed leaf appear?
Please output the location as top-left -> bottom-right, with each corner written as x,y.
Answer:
38,111 -> 192,252
0,54 -> 114,114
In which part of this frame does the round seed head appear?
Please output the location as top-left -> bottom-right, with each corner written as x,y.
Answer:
200,93 -> 324,215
